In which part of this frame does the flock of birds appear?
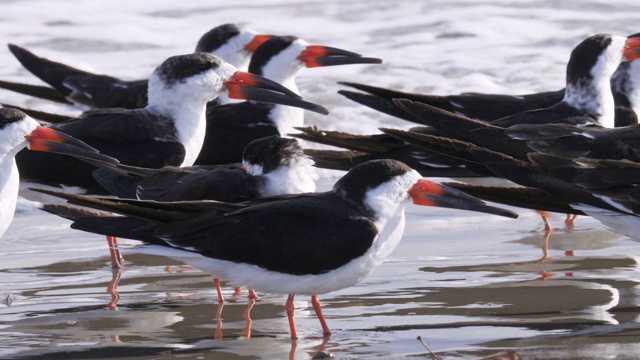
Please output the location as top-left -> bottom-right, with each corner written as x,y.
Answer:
1,23 -> 640,340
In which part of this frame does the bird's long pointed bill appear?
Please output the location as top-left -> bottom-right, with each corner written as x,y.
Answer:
408,179 -> 519,219
224,71 -> 329,115
25,126 -> 119,165
298,46 -> 383,68
623,37 -> 640,61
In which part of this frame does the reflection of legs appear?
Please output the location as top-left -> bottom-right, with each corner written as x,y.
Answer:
309,336 -> 331,358
538,270 -> 554,280
538,227 -> 552,263
289,337 -> 297,360
242,298 -> 255,338
215,302 -> 224,340
286,294 -> 298,340
106,236 -> 124,269
311,295 -> 331,337
107,268 -> 122,310
213,278 -> 225,303
163,265 -> 194,273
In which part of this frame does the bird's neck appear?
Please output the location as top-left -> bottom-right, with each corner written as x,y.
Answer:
564,53 -> 621,128
147,95 -> 208,167
268,105 -> 304,136
564,77 -> 615,128
266,76 -> 304,135
259,158 -> 317,197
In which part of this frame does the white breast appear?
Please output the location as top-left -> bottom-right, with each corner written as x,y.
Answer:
0,158 -> 19,238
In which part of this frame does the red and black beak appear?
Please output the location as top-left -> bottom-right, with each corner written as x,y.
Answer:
223,71 -> 329,115
298,45 -> 383,68
623,37 -> 640,62
244,34 -> 275,53
25,126 -> 119,165
408,178 -> 518,218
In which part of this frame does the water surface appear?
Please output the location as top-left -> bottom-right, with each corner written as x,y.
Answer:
2,1 -> 640,358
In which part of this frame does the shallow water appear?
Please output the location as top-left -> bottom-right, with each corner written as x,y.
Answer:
2,1 -> 640,359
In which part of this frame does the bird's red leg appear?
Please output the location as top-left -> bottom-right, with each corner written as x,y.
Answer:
536,210 -> 552,231
242,297 -> 255,338
106,236 -> 124,268
311,295 -> 331,337
286,294 -> 298,340
213,278 -> 225,303
232,287 -> 242,297
565,214 -> 578,229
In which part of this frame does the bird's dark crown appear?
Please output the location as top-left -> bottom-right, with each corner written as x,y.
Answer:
0,108 -> 27,130
195,23 -> 241,53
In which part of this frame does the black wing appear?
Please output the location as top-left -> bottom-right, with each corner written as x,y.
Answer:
17,109 -> 185,190
155,193 -> 378,275
339,81 -> 565,122
64,76 -> 149,109
449,90 -> 565,121
134,165 -> 259,202
490,102 -> 595,127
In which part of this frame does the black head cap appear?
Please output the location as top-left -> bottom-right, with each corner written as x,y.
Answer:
155,52 -> 224,86
195,24 -> 242,53
242,135 -> 305,173
333,159 -> 413,206
0,108 -> 28,130
248,36 -> 299,75
566,34 -> 613,86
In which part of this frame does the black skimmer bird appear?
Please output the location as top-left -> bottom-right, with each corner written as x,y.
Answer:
36,159 -> 518,339
293,34 -> 640,175
91,135 -> 317,202
13,52 -> 327,193
0,24 -> 273,109
76,135 -> 317,276
195,35 -> 383,165
338,33 -> 640,127
0,108 -> 113,238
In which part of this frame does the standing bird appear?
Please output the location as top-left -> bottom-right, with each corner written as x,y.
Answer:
195,35 -> 383,165
293,34 -> 640,177
37,159 -> 518,339
0,108 -> 112,238
338,32 -> 640,127
72,135 -> 317,274
14,52 -> 327,193
0,24 -> 273,109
